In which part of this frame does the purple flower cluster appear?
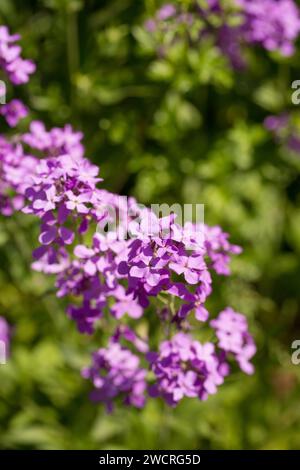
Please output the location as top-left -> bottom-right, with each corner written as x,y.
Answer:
211,307 -> 256,375
0,25 -> 256,410
0,136 -> 38,215
0,26 -> 34,127
147,333 -> 228,406
82,341 -> 147,412
0,26 -> 35,84
52,207 -> 240,335
0,26 -> 36,213
238,0 -> 300,56
145,0 -> 300,67
0,99 -> 28,127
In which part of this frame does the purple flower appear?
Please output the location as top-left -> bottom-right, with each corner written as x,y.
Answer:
110,285 -> 143,319
0,99 -> 28,127
0,137 -> 38,216
157,4 -> 177,21
0,316 -> 10,359
169,254 -> 207,285
65,191 -> 91,214
82,342 -> 147,411
33,185 -> 60,213
0,25 -> 20,43
264,113 -> 289,132
6,57 -> 36,84
0,26 -> 35,84
211,307 -> 256,374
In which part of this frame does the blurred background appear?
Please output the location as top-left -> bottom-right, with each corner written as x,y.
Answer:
0,0 -> 300,449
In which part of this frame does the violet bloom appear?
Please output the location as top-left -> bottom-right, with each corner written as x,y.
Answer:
0,25 -> 20,43
169,254 -> 207,285
157,4 -> 177,21
6,57 -> 36,85
0,99 -> 28,127
110,285 -> 143,319
82,342 -> 147,411
65,191 -> 91,214
211,307 -> 256,374
264,113 -> 289,133
0,137 -> 38,216
33,185 -> 60,213
0,316 -> 10,361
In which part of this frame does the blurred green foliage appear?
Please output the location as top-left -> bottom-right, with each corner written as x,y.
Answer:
0,0 -> 300,450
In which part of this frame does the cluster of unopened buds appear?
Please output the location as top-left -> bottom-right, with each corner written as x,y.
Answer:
145,0 -> 300,68
0,25 -> 256,411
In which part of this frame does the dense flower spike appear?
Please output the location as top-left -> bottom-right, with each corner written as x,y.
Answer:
0,25 -> 256,409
